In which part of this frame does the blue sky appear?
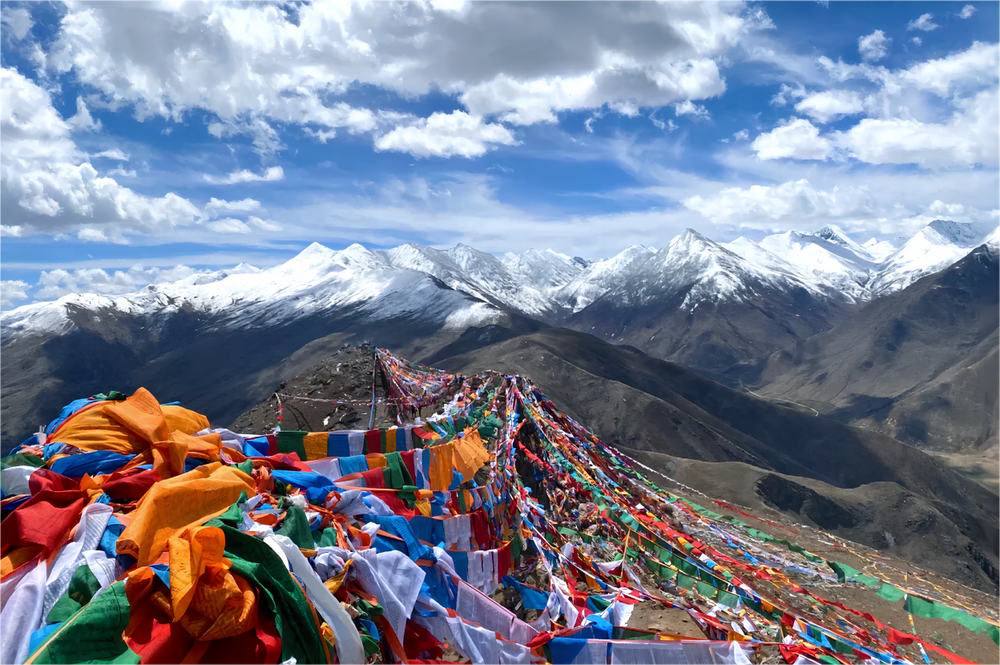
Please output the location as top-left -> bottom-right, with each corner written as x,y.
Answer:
1,1 -> 997,305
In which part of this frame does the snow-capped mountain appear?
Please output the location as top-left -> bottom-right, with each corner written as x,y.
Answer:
755,226 -> 877,300
502,249 -> 582,295
379,243 -> 561,318
861,238 -> 897,261
720,222 -> 990,304
564,229 -> 855,375
1,220 -> 995,449
4,221 -> 992,342
867,220 -> 994,297
1,242 -> 532,355
553,245 -> 656,312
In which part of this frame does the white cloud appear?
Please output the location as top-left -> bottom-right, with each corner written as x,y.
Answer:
43,2 -> 753,145
650,114 -> 678,132
858,30 -> 891,62
683,179 -> 875,224
794,89 -> 864,123
204,198 -> 263,218
751,117 -> 834,160
35,265 -> 212,299
67,97 -> 100,131
732,129 -> 749,141
1,280 -> 30,308
91,148 -> 129,161
808,42 -> 999,169
77,228 -> 105,242
928,200 -> 964,216
897,41 -> 999,97
959,5 -> 977,19
1,7 -> 32,41
203,167 -> 285,185
770,83 -> 806,107
912,37 -> 922,47
374,111 -> 518,159
248,216 -> 282,232
1,67 -> 202,241
207,218 -> 253,234
834,89 -> 998,168
106,167 -> 136,178
907,13 -> 939,31
673,99 -> 711,119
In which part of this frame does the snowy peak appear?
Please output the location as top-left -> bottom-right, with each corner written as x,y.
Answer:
867,221 -> 988,297
984,226 -> 1000,247
336,243 -> 389,270
553,244 -> 655,312
757,229 -> 876,300
862,238 -> 896,261
722,237 -> 803,277
923,220 -> 985,248
503,248 -> 581,294
809,225 -> 869,256
383,242 -> 560,317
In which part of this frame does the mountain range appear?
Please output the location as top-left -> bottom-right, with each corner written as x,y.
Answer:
3,218 -> 997,592
1,219 -> 995,456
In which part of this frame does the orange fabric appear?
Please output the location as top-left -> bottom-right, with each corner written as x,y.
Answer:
366,454 -> 387,469
104,388 -> 172,443
303,433 -> 329,461
428,444 -> 453,491
451,429 -> 490,482
46,404 -> 145,455
126,564 -> 257,643
323,559 -> 353,595
162,404 -> 211,436
51,388 -> 221,479
1,545 -> 42,579
167,526 -> 230,619
385,429 -> 397,454
117,462 -> 253,566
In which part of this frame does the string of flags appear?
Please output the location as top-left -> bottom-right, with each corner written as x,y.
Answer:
0,348 -> 995,665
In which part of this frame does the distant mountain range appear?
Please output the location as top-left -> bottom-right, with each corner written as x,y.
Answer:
1,219 -> 995,452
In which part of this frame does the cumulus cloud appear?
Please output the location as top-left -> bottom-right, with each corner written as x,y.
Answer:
1,7 -> 32,41
1,67 -> 202,241
248,216 -> 282,232
834,89 -> 998,168
34,265 -> 213,299
959,5 -> 977,19
91,148 -> 129,161
374,111 -> 518,159
896,41 -> 999,97
207,218 -> 253,234
673,100 -> 711,119
683,179 -> 875,223
907,13 -> 939,31
1,280 -> 30,307
67,97 -> 100,131
732,129 -> 749,141
204,198 -> 263,218
928,200 -> 964,216
911,37 -> 922,47
203,167 -> 284,185
106,167 -> 136,178
805,41 -> 999,168
794,89 -> 865,123
751,118 -> 834,160
858,30 -> 891,62
42,2 -> 757,144
770,83 -> 806,107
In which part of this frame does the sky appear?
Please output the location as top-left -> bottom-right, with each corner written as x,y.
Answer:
1,0 -> 998,306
